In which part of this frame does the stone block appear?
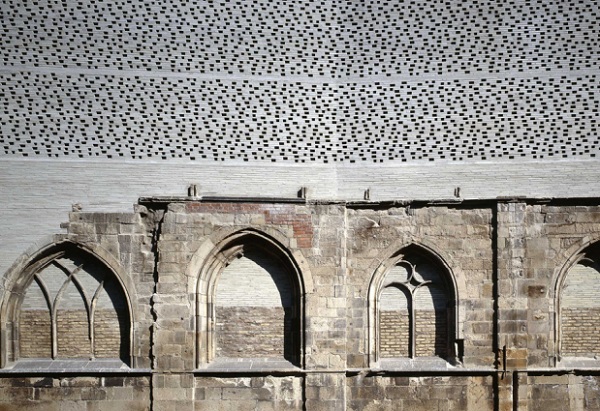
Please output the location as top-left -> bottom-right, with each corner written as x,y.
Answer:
530,375 -> 569,385
155,387 -> 194,401
58,401 -> 86,411
105,387 -> 134,401
35,387 -> 75,401
221,388 -> 257,400
81,388 -> 107,401
59,378 -> 100,388
89,400 -> 150,411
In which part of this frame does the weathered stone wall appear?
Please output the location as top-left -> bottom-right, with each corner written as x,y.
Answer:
0,376 -> 151,411
525,374 -> 600,411
496,203 -> 600,367
346,205 -> 495,368
494,202 -> 600,410
194,376 -> 304,410
346,375 -> 495,411
5,198 -> 600,409
65,209 -> 157,369
2,0 -> 599,408
0,209 -> 155,410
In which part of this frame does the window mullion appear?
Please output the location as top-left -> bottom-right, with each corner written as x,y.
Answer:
52,271 -> 79,359
409,291 -> 415,359
33,274 -> 54,360
89,280 -> 106,359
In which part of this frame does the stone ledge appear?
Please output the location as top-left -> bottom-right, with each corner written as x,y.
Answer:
370,358 -> 496,374
374,357 -> 459,372
195,357 -> 302,375
555,357 -> 600,371
1,359 -> 150,375
139,196 -> 307,208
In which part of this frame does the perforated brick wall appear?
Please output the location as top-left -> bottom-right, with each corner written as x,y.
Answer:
1,1 -> 599,164
2,1 -> 597,76
2,73 -> 598,163
2,2 -> 600,407
2,0 -> 600,283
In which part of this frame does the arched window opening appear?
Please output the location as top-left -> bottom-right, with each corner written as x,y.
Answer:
215,249 -> 297,360
374,246 -> 455,362
198,231 -> 304,368
16,248 -> 130,364
560,244 -> 600,359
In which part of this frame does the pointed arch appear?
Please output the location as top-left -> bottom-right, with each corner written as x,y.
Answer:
367,243 -> 459,366
192,227 -> 309,368
554,240 -> 600,362
0,239 -> 134,367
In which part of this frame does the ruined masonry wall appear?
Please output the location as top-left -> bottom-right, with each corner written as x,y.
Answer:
2,200 -> 600,410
